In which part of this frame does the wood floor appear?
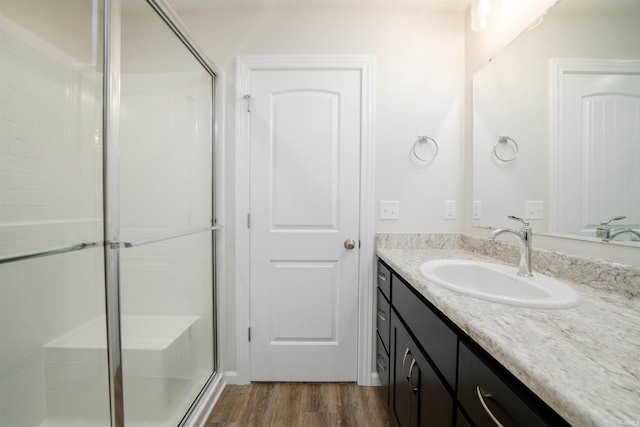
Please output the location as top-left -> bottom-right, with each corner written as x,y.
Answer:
205,382 -> 394,427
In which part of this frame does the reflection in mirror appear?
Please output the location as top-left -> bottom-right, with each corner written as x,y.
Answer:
473,0 -> 640,245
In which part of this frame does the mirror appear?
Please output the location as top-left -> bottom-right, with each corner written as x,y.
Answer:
472,0 -> 640,245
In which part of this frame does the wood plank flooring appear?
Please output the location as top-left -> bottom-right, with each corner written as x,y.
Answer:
205,382 -> 394,427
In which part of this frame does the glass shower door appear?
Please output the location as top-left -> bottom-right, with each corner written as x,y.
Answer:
0,1 -> 110,426
118,1 -> 215,425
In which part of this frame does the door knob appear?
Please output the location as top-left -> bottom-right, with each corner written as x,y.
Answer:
344,239 -> 356,250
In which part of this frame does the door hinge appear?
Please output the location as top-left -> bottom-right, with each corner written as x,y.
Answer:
359,240 -> 361,249
247,213 -> 251,229
248,327 -> 251,342
243,94 -> 251,112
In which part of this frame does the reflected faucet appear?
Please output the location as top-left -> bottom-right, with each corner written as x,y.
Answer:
488,215 -> 533,277
609,228 -> 640,242
596,215 -> 640,242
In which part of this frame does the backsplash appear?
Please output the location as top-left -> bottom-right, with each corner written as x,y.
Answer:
376,233 -> 640,299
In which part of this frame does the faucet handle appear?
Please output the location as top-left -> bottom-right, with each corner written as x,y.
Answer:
600,215 -> 626,225
507,215 -> 530,228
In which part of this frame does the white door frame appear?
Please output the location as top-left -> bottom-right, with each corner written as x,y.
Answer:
234,55 -> 374,385
551,59 -> 640,233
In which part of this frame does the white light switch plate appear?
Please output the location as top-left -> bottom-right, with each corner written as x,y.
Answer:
473,200 -> 482,220
444,200 -> 456,219
380,200 -> 400,220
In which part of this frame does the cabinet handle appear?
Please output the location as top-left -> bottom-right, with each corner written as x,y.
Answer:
402,348 -> 411,371
377,272 -> 387,282
476,386 -> 506,427
376,355 -> 386,371
408,359 -> 419,395
377,308 -> 387,322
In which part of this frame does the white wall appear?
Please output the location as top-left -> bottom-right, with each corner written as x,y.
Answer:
172,3 -> 466,374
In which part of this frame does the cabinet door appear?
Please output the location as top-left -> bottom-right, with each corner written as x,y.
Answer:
392,274 -> 458,390
392,315 -> 453,427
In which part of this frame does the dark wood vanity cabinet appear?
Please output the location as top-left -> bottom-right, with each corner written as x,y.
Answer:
391,313 -> 453,427
376,259 -> 569,427
376,262 -> 392,405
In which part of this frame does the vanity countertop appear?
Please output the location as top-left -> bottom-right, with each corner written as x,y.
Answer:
377,245 -> 640,427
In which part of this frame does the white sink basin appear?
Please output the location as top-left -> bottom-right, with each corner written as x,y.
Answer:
419,259 -> 582,309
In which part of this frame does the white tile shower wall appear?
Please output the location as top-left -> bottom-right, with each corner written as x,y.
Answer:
0,17 -> 107,426
119,72 -> 212,241
0,16 -> 103,254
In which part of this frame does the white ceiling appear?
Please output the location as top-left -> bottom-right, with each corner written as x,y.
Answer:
167,0 -> 473,12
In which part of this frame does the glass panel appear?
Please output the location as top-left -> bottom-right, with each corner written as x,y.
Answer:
120,1 -> 215,425
119,232 -> 213,425
120,1 -> 213,243
0,0 -> 104,255
0,1 -> 109,426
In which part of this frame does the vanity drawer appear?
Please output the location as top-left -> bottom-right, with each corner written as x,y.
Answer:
376,334 -> 390,405
377,260 -> 391,300
458,340 -> 569,427
376,289 -> 390,354
392,274 -> 458,391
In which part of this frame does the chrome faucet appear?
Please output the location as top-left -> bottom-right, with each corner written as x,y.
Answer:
488,215 -> 533,277
596,215 -> 640,242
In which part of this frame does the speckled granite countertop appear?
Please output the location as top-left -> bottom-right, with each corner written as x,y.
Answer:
376,233 -> 640,427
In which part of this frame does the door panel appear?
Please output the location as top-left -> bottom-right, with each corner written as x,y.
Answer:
556,72 -> 640,235
272,91 -> 339,230
250,68 -> 361,381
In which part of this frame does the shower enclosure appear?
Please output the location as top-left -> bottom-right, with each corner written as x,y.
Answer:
0,0 -> 220,426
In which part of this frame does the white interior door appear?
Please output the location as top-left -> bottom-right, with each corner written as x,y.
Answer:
249,68 -> 361,381
557,70 -> 640,235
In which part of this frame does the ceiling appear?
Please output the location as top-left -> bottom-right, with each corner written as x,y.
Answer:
166,0 -> 473,12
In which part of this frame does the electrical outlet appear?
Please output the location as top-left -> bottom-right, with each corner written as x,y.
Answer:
444,200 -> 456,219
473,200 -> 482,220
525,201 -> 544,220
380,200 -> 400,220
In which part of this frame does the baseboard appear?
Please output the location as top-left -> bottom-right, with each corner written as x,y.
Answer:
370,371 -> 382,386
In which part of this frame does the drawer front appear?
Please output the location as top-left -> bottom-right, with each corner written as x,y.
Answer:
377,260 -> 391,300
376,289 -> 391,354
392,274 -> 458,390
458,341 -> 567,427
376,334 -> 390,405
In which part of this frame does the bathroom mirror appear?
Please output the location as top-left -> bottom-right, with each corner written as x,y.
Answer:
472,0 -> 640,245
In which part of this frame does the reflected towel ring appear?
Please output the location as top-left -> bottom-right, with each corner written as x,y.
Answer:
493,136 -> 519,162
413,136 -> 439,164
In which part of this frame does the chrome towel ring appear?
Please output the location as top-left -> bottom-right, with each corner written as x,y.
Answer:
493,136 -> 518,162
412,135 -> 439,164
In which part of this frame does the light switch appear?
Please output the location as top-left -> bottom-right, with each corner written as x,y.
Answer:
444,200 -> 456,219
473,200 -> 482,220
380,200 -> 400,220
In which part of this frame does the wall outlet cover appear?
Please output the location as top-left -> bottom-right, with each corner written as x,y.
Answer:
380,200 -> 400,220
525,201 -> 544,220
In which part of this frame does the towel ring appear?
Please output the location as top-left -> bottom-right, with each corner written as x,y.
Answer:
413,136 -> 438,164
493,136 -> 518,162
